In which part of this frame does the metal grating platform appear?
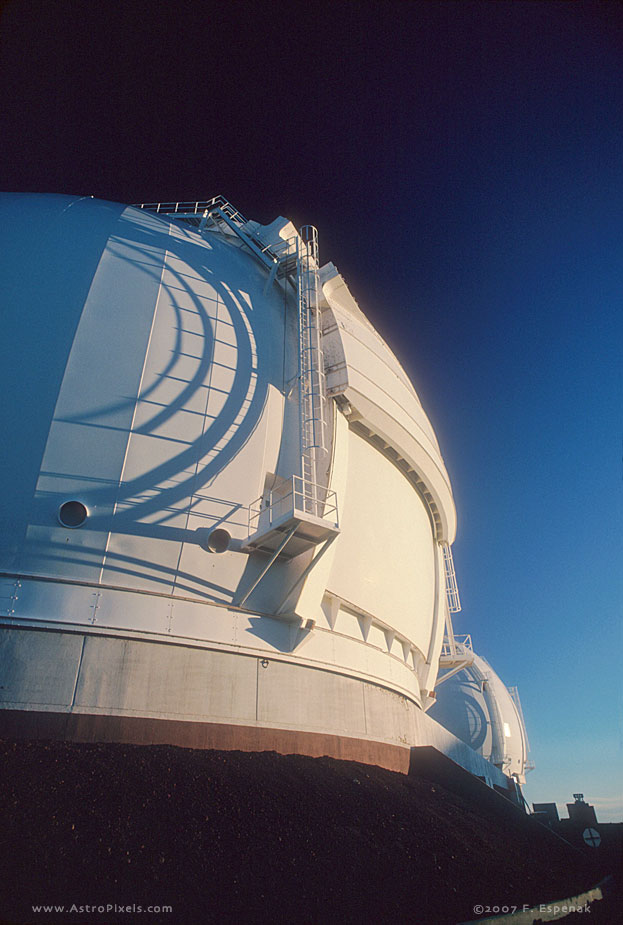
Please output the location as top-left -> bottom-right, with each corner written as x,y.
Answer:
244,475 -> 339,560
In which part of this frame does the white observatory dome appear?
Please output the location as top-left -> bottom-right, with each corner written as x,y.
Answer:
0,193 -> 523,791
429,652 -> 533,784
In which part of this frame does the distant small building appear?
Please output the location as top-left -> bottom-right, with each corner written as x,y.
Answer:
532,802 -> 560,826
566,794 -> 597,826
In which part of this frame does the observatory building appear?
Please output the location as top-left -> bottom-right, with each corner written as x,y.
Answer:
0,193 -> 530,792
429,652 -> 533,785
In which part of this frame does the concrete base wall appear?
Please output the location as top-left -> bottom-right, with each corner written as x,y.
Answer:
0,625 -> 511,790
0,709 -> 413,773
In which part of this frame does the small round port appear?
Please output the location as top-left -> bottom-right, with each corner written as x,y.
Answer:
58,500 -> 88,528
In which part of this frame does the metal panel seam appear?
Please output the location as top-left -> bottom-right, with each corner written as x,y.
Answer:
97,233 -> 170,585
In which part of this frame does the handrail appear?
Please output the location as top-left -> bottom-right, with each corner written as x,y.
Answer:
134,197 -> 299,278
248,475 -> 338,535
133,196 -> 248,226
440,634 -> 472,659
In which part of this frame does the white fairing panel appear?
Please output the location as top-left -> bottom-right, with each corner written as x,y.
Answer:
320,264 -> 456,544
326,429 -> 435,655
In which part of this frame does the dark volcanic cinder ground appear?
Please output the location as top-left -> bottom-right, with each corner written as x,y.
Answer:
0,740 -> 618,925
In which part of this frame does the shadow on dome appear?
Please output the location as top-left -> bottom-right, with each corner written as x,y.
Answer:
25,208 -> 272,593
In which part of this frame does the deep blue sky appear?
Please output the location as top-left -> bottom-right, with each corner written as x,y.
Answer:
1,0 -> 621,819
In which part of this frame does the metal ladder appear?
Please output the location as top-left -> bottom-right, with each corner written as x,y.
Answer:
435,542 -> 473,685
297,226 -> 327,514
442,542 -> 461,614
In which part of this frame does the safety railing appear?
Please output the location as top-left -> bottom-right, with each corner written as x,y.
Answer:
248,476 -> 338,536
135,197 -> 300,272
134,196 -> 248,225
440,634 -> 472,660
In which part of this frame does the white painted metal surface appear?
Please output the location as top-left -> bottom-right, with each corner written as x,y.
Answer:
429,650 -> 534,783
0,192 -> 529,785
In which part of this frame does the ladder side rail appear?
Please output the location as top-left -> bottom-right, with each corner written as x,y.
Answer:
297,225 -> 327,517
442,542 -> 462,613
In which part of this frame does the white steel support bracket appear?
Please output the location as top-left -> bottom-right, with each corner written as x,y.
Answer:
236,525 -> 298,608
275,534 -> 338,616
357,613 -> 373,642
290,618 -> 316,652
327,596 -> 340,630
434,658 -> 474,688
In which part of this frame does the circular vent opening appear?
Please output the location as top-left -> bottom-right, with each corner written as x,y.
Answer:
206,528 -> 231,553
58,500 -> 88,528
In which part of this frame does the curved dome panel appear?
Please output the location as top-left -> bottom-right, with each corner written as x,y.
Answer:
0,194 -> 472,772
325,428 -> 436,656
0,194 -> 127,562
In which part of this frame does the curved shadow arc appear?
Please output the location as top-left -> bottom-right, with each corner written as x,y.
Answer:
60,229 -> 217,428
26,541 -> 234,599
133,275 -> 215,436
110,280 -> 268,522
